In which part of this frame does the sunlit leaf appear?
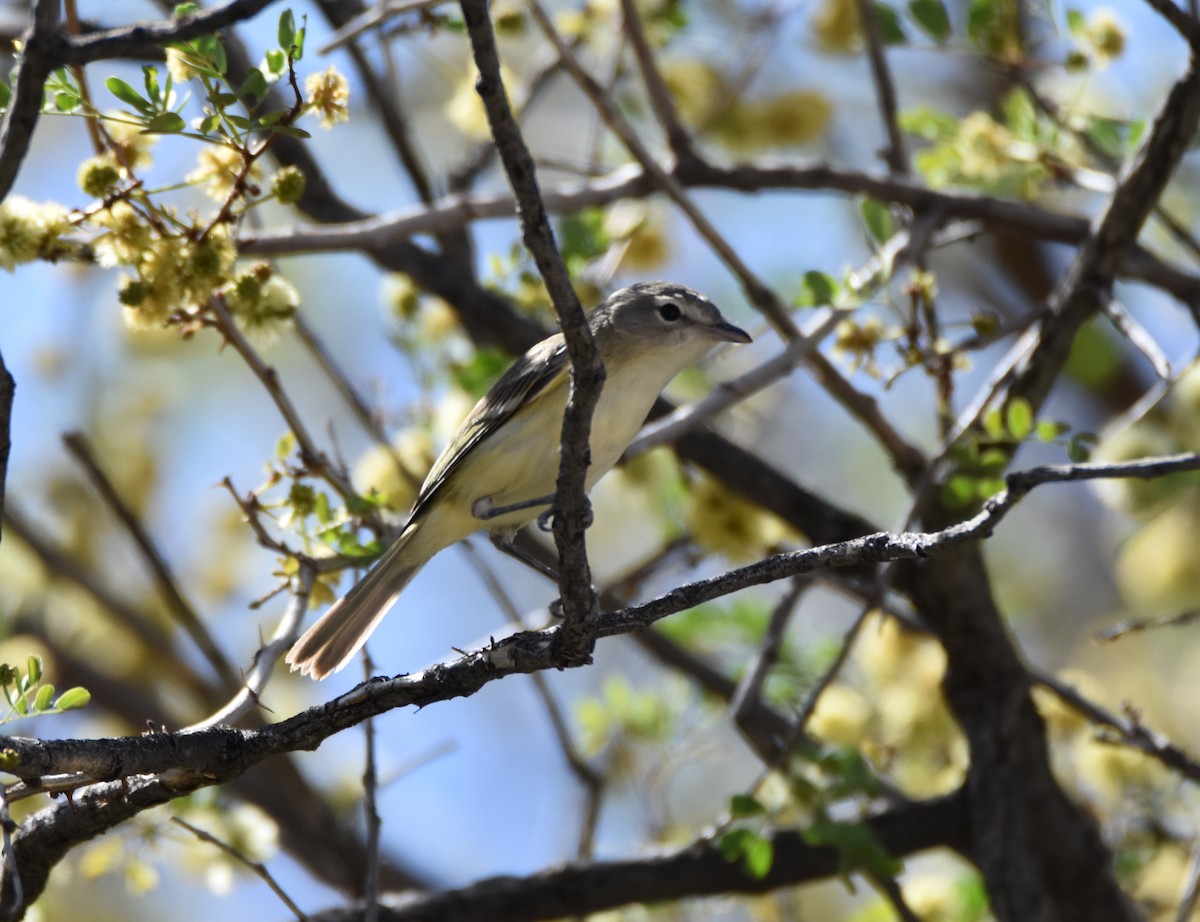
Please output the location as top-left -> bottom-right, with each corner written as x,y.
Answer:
106,77 -> 152,113
909,0 -> 951,41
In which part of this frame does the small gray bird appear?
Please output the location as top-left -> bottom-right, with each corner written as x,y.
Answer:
287,281 -> 751,678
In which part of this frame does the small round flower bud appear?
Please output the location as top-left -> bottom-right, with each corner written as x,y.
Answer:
271,166 -> 307,205
118,278 -> 148,306
77,156 -> 122,198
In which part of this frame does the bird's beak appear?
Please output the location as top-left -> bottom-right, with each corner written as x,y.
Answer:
708,318 -> 752,344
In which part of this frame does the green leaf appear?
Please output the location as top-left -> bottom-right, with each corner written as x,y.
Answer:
33,684 -> 55,712
266,124 -> 311,139
803,819 -> 903,881
718,828 -> 775,880
55,91 -> 81,112
315,491 -> 332,525
266,49 -> 286,75
145,111 -> 186,133
106,77 -> 152,114
858,197 -> 894,244
966,0 -> 999,47
982,407 -> 1005,440
1036,419 -> 1069,442
1065,7 -> 1085,35
278,10 -> 296,51
55,687 -> 91,712
873,3 -> 908,44
1068,433 -> 1097,463
292,18 -> 307,60
743,835 -> 774,879
978,447 -> 1009,472
1005,397 -> 1033,440
276,431 -> 296,459
898,105 -> 958,141
26,656 -> 41,685
212,38 -> 228,75
974,476 -> 1006,499
729,794 -> 765,818
142,65 -> 162,105
174,2 -> 200,16
238,69 -> 268,105
0,82 -> 10,112
908,0 -> 951,40
717,827 -> 754,861
940,474 -> 978,509
797,270 -> 839,307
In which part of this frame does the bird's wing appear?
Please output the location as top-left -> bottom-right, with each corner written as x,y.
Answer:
407,333 -> 570,522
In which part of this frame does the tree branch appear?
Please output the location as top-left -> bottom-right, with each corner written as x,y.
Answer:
459,0 -> 601,660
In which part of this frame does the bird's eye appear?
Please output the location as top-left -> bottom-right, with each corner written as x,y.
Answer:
658,302 -> 682,322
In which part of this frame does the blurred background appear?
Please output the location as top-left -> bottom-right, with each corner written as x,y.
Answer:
1,0 -> 1199,918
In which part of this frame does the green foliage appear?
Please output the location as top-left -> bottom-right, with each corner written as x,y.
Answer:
858,197 -> 895,245
558,208 -> 612,276
717,827 -> 775,879
941,398 -> 1079,508
908,0 -> 951,41
0,657 -> 90,725
796,269 -> 841,307
802,818 -> 903,887
451,346 -> 513,398
872,3 -> 908,44
576,675 -> 674,755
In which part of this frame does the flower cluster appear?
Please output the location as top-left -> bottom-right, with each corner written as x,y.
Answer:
0,197 -> 72,272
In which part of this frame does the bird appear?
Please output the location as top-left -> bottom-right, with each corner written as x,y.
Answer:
286,281 -> 752,678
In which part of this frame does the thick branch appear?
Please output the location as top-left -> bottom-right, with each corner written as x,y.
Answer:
310,791 -> 971,922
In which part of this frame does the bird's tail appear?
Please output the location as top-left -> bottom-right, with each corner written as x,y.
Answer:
286,528 -> 427,679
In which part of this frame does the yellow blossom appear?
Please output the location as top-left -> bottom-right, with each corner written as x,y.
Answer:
165,46 -> 203,83
954,112 -> 1016,183
683,474 -> 794,562
102,112 -> 157,171
658,58 -> 727,128
809,684 -> 871,746
711,91 -> 832,152
0,196 -> 69,271
832,314 -> 896,376
93,201 -> 152,267
223,263 -> 299,346
77,154 -> 122,198
187,145 -> 260,202
812,0 -> 861,52
305,66 -> 350,130
1085,8 -> 1126,64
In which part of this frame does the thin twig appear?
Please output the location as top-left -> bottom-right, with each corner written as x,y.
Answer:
525,0 -> 928,484
1095,608 -> 1200,643
617,0 -> 696,163
627,309 -> 841,458
185,564 -> 315,731
854,0 -> 909,174
61,432 -> 238,690
459,541 -> 606,857
731,580 -> 807,757
3,506 -> 218,704
361,652 -> 381,922
172,817 -> 308,921
461,0 -> 602,660
0,788 -> 20,917
206,297 -> 357,500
